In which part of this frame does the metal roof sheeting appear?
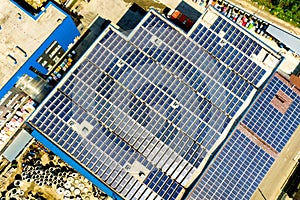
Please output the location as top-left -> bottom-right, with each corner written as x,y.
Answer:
3,129 -> 32,162
266,25 -> 300,54
291,74 -> 300,90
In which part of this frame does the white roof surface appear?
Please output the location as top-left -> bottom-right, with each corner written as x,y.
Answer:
0,1 -> 66,89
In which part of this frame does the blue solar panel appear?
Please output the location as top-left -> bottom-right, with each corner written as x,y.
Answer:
188,74 -> 300,200
242,75 -> 300,152
28,11 -> 284,200
187,130 -> 275,200
190,15 -> 270,88
32,24 -> 222,199
131,18 -> 259,117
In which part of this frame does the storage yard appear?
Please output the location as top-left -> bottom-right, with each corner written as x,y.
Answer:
0,141 -> 110,200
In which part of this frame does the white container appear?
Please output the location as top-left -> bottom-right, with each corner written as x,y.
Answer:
57,187 -> 64,194
74,188 -> 81,196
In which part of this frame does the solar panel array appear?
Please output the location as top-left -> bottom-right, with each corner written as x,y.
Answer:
132,14 -> 262,118
243,75 -> 300,152
188,130 -> 275,200
188,75 -> 300,200
191,16 -> 267,87
29,11 -> 277,200
210,16 -> 263,57
31,90 -> 184,200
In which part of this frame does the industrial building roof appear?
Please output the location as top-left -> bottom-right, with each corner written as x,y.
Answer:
266,24 -> 300,55
0,1 -> 80,100
187,73 -> 300,200
0,1 -> 65,89
290,74 -> 300,90
3,129 -> 32,162
28,8 -> 283,200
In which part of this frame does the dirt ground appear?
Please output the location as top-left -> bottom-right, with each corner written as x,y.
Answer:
0,141 -> 109,200
123,0 -> 166,11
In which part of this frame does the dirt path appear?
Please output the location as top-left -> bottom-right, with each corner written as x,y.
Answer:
226,0 -> 300,36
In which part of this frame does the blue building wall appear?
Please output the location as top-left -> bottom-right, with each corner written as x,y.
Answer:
10,0 -> 58,20
0,1 -> 80,99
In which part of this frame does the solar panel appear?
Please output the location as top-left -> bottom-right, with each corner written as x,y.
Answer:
28,10 -> 282,200
33,91 -> 184,199
190,15 -> 269,87
242,75 -> 300,152
130,15 -> 264,117
187,130 -> 275,200
188,74 -> 300,200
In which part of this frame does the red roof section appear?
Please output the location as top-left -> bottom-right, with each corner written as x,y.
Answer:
290,74 -> 300,90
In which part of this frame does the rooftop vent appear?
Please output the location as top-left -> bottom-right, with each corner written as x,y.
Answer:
82,127 -> 89,134
117,60 -> 125,68
126,161 -> 150,183
15,46 -> 27,57
171,100 -> 179,109
7,54 -> 17,65
219,40 -> 227,47
17,13 -> 22,20
150,35 -> 162,47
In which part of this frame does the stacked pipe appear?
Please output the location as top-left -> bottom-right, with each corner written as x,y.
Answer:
19,153 -> 109,199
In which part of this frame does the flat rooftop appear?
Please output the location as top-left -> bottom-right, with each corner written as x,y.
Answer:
190,7 -> 282,72
0,1 -> 66,89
